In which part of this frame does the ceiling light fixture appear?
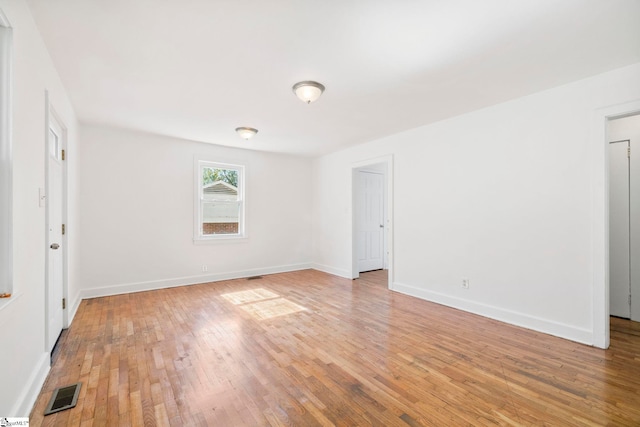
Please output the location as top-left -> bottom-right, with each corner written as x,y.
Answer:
292,81 -> 325,104
235,127 -> 258,140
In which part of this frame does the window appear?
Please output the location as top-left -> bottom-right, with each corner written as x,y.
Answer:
0,15 -> 12,299
195,160 -> 245,240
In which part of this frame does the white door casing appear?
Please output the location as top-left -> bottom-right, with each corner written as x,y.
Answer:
356,171 -> 384,272
46,109 -> 65,352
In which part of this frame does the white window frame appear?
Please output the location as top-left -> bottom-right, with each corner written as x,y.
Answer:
0,11 -> 12,300
194,159 -> 246,242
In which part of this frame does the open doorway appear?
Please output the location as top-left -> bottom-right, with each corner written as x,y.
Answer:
591,100 -> 640,349
608,113 -> 640,322
351,156 -> 393,289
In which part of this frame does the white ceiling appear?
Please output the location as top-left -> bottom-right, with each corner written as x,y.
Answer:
26,0 -> 640,157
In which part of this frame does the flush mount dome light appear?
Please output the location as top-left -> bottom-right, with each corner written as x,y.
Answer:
292,81 -> 325,104
235,127 -> 258,140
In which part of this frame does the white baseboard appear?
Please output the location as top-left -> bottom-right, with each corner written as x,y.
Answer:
393,281 -> 594,346
79,263 -> 312,299
12,352 -> 49,417
310,263 -> 352,279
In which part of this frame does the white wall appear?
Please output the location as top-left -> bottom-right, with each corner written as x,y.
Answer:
77,125 -> 312,297
312,62 -> 640,346
0,0 -> 78,416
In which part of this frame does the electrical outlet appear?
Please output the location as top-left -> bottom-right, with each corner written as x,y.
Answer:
462,278 -> 470,289
202,265 -> 208,272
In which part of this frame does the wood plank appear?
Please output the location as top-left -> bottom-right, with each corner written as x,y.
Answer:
29,269 -> 640,426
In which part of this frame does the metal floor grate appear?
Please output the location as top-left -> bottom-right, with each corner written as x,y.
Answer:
44,383 -> 81,416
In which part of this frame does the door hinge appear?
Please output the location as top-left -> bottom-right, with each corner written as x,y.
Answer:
628,146 -> 631,158
61,149 -> 66,161
62,224 -> 66,235
62,298 -> 66,310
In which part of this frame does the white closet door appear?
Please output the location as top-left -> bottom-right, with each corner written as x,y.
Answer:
356,171 -> 384,272
610,140 -> 630,318
631,138 -> 640,321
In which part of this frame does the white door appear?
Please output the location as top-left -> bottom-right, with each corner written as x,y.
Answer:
631,136 -> 640,321
356,171 -> 384,272
46,115 -> 64,352
610,140 -> 631,318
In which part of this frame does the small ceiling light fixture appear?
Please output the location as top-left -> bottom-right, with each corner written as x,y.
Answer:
235,127 -> 258,140
292,81 -> 325,104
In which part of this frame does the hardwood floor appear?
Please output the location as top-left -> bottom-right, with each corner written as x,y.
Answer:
30,269 -> 640,426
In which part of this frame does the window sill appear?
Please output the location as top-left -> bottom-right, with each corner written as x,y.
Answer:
193,235 -> 249,245
0,291 -> 24,314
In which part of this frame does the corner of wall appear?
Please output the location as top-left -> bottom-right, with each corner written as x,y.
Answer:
66,290 -> 82,327
311,263 -> 352,279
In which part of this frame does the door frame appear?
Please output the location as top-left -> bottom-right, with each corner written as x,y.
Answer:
591,100 -> 640,349
351,155 -> 393,289
44,92 -> 68,353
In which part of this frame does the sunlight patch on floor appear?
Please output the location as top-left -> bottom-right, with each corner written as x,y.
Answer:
240,298 -> 306,320
221,288 -> 279,305
221,288 -> 307,320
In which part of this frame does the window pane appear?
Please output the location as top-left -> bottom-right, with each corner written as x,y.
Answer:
0,25 -> 12,297
202,201 -> 239,235
202,167 -> 238,192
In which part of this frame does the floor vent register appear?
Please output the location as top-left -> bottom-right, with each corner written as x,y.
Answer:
44,383 -> 81,416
